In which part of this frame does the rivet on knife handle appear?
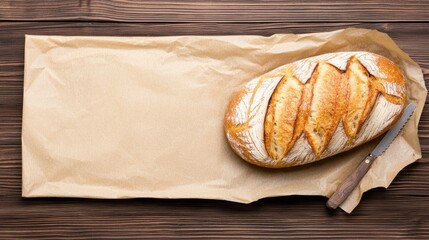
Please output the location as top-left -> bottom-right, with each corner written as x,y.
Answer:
326,103 -> 416,210
326,155 -> 375,209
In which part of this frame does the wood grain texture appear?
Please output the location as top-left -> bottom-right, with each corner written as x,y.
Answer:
327,155 -> 376,209
0,0 -> 429,23
1,1 -> 429,239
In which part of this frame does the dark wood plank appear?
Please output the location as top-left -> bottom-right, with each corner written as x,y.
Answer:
0,195 -> 427,239
1,22 -> 428,65
1,22 -> 429,147
0,142 -> 428,238
0,21 -> 429,239
1,0 -> 429,23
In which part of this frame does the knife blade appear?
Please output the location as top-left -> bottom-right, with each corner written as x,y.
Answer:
326,103 -> 416,210
370,103 -> 416,158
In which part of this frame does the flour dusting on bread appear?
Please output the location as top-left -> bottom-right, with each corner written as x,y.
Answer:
224,51 -> 406,168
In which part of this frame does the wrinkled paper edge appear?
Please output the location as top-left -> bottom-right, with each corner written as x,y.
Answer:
21,28 -> 427,214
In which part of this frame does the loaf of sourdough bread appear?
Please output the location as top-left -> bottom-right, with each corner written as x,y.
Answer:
224,52 -> 406,168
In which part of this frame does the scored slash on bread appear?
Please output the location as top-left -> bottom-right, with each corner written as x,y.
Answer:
224,52 -> 406,168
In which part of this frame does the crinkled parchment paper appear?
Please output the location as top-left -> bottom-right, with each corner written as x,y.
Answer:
22,28 -> 426,213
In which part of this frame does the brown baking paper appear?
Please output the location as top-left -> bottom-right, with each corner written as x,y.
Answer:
22,28 -> 427,213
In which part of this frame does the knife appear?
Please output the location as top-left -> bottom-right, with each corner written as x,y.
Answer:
326,103 -> 417,210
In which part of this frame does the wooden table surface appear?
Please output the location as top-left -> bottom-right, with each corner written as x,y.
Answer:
1,1 -> 429,239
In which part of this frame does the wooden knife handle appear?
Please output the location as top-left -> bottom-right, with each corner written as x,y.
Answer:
326,155 -> 376,210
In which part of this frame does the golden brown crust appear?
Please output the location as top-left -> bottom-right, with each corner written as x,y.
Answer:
224,52 -> 407,168
224,79 -> 270,164
223,86 -> 255,161
291,67 -> 316,144
264,67 -> 304,161
343,57 -> 373,144
360,79 -> 378,131
374,57 -> 407,106
304,62 -> 345,158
